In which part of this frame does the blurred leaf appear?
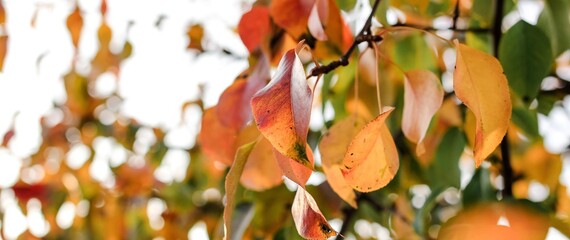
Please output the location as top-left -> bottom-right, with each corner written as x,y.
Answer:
427,127 -> 465,189
66,6 -> 83,48
537,0 -> 570,56
224,141 -> 257,240
499,20 -> 553,103
462,167 -> 495,207
186,24 -> 204,51
393,32 -> 437,71
336,0 -> 356,11
511,107 -> 539,139
238,6 -> 271,52
270,0 -> 315,38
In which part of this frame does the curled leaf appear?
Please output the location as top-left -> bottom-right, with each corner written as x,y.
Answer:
402,70 -> 444,155
251,49 -> 314,169
308,0 -> 329,41
292,187 -> 338,239
341,108 -> 399,192
453,40 -> 511,166
223,141 -> 258,240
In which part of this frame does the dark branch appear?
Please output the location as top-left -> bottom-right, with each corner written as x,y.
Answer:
391,23 -> 491,33
308,0 -> 383,78
491,0 -> 513,198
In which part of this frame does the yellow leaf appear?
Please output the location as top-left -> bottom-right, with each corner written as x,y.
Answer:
453,40 -> 511,166
319,116 -> 366,207
341,108 -> 399,192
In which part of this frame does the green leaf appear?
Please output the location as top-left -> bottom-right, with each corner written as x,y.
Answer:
224,141 -> 258,240
373,0 -> 391,27
462,167 -> 495,207
336,0 -> 357,11
393,32 -> 437,71
537,0 -> 570,56
511,107 -> 539,139
499,20 -> 553,103
427,127 -> 465,189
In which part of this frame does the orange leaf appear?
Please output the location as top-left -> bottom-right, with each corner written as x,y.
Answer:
292,187 -> 338,239
251,49 -> 314,169
186,24 -> 204,51
341,108 -> 399,192
235,125 -> 284,191
218,56 -> 270,130
402,70 -> 443,155
453,40 -> 511,166
319,116 -> 366,207
238,6 -> 271,52
273,144 -> 314,187
66,6 -> 83,48
223,141 -> 258,240
270,0 -> 315,38
198,107 -> 238,166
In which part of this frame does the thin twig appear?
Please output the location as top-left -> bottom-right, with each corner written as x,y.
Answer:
308,0 -> 384,78
391,23 -> 491,33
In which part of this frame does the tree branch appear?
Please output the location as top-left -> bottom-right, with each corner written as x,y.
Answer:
490,0 -> 513,198
308,0 -> 384,78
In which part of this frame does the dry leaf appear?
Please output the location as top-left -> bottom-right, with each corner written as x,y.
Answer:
238,6 -> 271,52
273,144 -> 314,187
292,187 -> 338,239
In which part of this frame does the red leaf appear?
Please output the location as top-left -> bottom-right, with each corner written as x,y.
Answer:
198,107 -> 238,166
238,6 -> 271,52
251,49 -> 314,169
292,187 -> 338,239
270,0 -> 315,38
218,56 -> 270,130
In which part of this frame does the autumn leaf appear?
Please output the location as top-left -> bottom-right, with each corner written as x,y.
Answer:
251,49 -> 314,169
453,40 -> 511,166
186,24 -> 204,51
218,56 -> 270,130
402,70 -> 443,155
236,125 -> 283,191
311,0 -> 353,58
319,115 -> 366,207
224,141 -> 258,240
270,0 -> 315,38
198,107 -> 238,166
308,0 -> 329,41
66,6 -> 83,48
238,6 -> 271,52
292,187 -> 338,239
273,143 -> 314,187
341,108 -> 399,192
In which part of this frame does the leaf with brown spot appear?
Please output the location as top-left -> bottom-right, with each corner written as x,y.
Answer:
453,40 -> 512,166
341,108 -> 399,192
402,70 -> 443,155
198,107 -> 238,166
238,6 -> 271,52
223,141 -> 258,240
251,49 -> 314,169
319,116 -> 366,207
292,187 -> 338,239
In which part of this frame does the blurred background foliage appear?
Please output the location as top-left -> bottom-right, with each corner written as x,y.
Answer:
0,0 -> 569,239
